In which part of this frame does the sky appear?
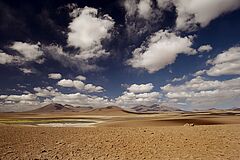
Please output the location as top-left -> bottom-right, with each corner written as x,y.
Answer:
0,0 -> 240,112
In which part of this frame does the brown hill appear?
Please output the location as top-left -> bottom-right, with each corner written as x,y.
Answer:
64,104 -> 93,112
30,103 -> 74,113
30,104 -> 128,115
82,106 -> 128,115
127,104 -> 182,113
230,107 -> 240,111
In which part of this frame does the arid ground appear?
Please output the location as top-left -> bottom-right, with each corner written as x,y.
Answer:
0,110 -> 240,159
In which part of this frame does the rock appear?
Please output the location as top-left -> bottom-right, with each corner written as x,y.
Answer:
184,123 -> 194,126
41,150 -> 47,153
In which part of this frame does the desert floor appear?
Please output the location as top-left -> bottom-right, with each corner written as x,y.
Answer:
0,111 -> 240,160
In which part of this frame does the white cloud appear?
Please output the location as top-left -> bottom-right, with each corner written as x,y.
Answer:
10,42 -> 44,63
42,6 -> 116,72
84,84 -> 104,93
160,76 -> 240,109
73,80 -> 85,90
48,92 -> 113,107
0,89 -> 113,111
138,0 -> 153,19
162,76 -> 222,92
123,0 -> 164,39
1,42 -> 44,66
172,75 -> 186,82
174,0 -> 240,31
207,46 -> 240,76
6,94 -> 37,102
0,95 -> 8,99
116,91 -> 161,107
193,70 -> 206,76
124,0 -> 137,16
198,44 -> 213,53
127,83 -> 154,93
0,51 -> 14,64
156,0 -> 173,10
116,82 -> 160,107
34,86 -> 60,97
57,79 -> 104,93
48,73 -> 62,79
19,68 -> 33,74
57,79 -> 74,87
75,75 -> 86,81
126,0 -> 240,32
127,30 -> 196,73
43,44 -> 100,72
67,6 -> 114,60
0,93 -> 41,112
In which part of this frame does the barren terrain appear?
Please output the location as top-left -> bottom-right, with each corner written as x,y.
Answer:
0,110 -> 240,159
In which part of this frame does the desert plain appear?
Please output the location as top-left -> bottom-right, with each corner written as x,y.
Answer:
0,106 -> 240,160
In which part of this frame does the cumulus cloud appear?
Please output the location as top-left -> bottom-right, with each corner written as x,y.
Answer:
174,0 -> 240,31
127,83 -> 154,93
207,46 -> 240,76
127,30 -> 196,73
124,0 -> 138,16
162,76 -> 222,93
75,75 -> 86,81
42,6 -> 115,72
67,6 -> 114,60
116,82 -> 160,107
48,92 -> 113,107
9,42 -> 44,63
156,0 -> 173,10
84,84 -> 104,93
34,86 -> 60,97
57,79 -> 75,87
57,79 -> 104,93
0,51 -> 14,64
0,87 -> 113,111
198,44 -> 213,53
160,76 -> 240,109
1,46 -> 43,66
116,91 -> 161,107
48,73 -> 62,79
73,80 -> 85,90
124,0 -> 240,36
137,0 -> 153,19
0,93 -> 40,112
6,93 -> 37,102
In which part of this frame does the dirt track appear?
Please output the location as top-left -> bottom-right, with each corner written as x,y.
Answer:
1,124 -> 240,160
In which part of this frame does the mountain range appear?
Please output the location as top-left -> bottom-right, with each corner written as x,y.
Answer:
125,104 -> 182,113
30,103 -> 182,114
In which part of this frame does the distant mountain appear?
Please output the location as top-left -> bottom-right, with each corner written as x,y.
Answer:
230,107 -> 240,111
29,104 -> 127,115
30,103 -> 182,114
30,103 -> 75,113
127,104 -> 182,113
85,106 -> 128,115
64,104 -> 93,112
208,108 -> 217,111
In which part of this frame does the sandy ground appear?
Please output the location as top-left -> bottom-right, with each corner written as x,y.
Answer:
0,111 -> 240,160
0,125 -> 240,160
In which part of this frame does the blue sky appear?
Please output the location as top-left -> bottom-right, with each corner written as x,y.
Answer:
0,0 -> 240,111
